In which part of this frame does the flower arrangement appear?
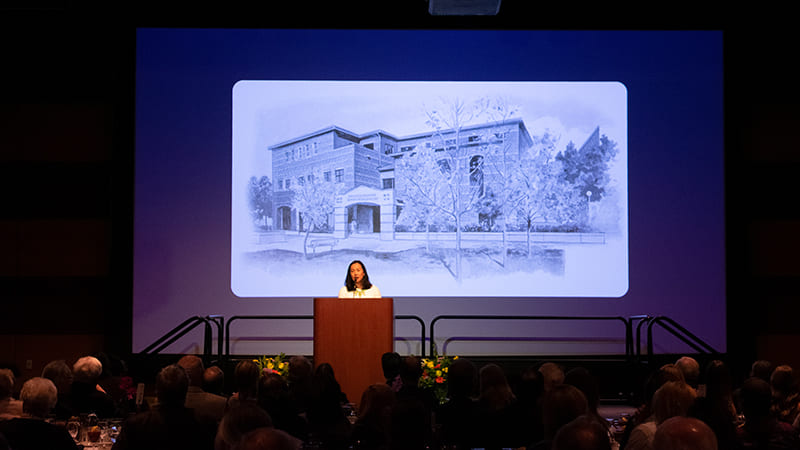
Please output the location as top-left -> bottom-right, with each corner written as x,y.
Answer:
418,354 -> 458,404
254,353 -> 289,378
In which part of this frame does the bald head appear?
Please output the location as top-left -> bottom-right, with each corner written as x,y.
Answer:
177,355 -> 204,387
654,416 -> 717,450
675,356 -> 700,387
552,415 -> 612,450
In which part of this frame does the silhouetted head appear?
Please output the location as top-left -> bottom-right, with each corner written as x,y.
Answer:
552,414 -> 612,450
156,364 -> 190,407
654,416 -> 717,450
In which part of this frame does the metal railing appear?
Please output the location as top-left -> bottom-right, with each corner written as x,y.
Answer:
224,314 -> 427,358
644,315 -> 718,356
140,315 -> 223,363
140,313 -> 717,365
429,315 -> 633,359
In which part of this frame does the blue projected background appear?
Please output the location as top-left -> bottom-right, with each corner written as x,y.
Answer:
133,29 -> 724,356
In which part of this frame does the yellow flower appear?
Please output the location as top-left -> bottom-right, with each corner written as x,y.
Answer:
443,367 -> 448,373
278,362 -> 285,369
435,370 -> 442,377
453,356 -> 459,360
427,361 -> 435,369
267,362 -> 274,370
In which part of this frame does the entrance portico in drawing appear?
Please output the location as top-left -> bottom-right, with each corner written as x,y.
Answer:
334,185 -> 394,241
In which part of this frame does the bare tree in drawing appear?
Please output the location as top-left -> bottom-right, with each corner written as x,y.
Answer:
513,132 -> 577,256
396,97 -> 487,281
289,173 -> 339,259
478,97 -> 529,267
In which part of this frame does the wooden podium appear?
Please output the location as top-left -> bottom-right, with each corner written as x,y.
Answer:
313,297 -> 393,406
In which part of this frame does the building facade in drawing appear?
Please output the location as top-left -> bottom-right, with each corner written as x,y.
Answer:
268,117 -> 538,240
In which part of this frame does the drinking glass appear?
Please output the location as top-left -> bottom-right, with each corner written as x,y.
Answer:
67,420 -> 81,442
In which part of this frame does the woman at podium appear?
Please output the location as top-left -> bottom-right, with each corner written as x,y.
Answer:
338,260 -> 382,298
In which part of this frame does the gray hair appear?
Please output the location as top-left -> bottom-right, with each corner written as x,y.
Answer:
20,377 -> 57,418
73,356 -> 103,383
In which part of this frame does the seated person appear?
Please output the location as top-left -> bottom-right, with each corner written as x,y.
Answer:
112,364 -> 215,450
552,414 -> 612,450
653,416 -> 717,450
177,355 -> 227,425
0,377 -> 79,450
69,356 -> 118,418
0,369 -> 22,420
203,365 -> 226,396
41,360 -> 77,419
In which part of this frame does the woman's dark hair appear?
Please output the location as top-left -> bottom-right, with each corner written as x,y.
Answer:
344,260 -> 372,291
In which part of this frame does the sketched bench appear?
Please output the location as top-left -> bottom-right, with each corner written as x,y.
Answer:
309,238 -> 337,254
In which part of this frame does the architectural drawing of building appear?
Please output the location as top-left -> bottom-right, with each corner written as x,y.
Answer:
268,118 -> 535,240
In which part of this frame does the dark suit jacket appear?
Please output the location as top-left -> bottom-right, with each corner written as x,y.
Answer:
0,417 -> 80,450
111,405 -> 215,450
184,386 -> 227,424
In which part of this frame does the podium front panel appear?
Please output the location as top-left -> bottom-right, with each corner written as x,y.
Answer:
313,297 -> 393,405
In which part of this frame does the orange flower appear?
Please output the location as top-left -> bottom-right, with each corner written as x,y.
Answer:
435,377 -> 445,384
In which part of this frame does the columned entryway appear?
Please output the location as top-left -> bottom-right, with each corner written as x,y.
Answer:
334,186 -> 394,240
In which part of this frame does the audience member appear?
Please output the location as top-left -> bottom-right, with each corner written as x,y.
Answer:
235,427 -> 302,450
214,402 -> 272,450
617,364 -> 684,449
287,356 -> 314,415
751,360 -> 775,383
437,357 -> 479,449
733,359 -> 774,413
552,414 -> 612,450
539,362 -> 566,393
735,377 -> 800,449
625,380 -> 696,450
228,360 -> 261,410
41,359 -> 77,419
473,363 -> 527,449
306,363 -> 352,450
688,359 -> 737,449
94,352 -> 134,415
565,367 -> 609,430
514,365 -> 546,446
0,377 -> 79,450
395,356 -> 437,416
653,416 -> 717,450
112,364 -> 215,450
0,369 -> 22,420
391,356 -> 436,449
381,352 -> 403,392
389,394 -> 428,450
257,372 -> 308,441
70,356 -> 118,418
204,365 -> 226,396
769,364 -> 800,424
674,356 -> 701,389
531,383 -> 589,450
178,355 -> 228,424
350,383 -> 395,450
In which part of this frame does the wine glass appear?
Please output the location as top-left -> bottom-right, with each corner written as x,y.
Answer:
67,420 -> 81,442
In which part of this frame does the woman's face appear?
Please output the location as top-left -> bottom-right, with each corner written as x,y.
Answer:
350,263 -> 365,285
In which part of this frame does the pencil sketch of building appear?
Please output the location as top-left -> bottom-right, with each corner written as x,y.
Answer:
269,117 -> 536,240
